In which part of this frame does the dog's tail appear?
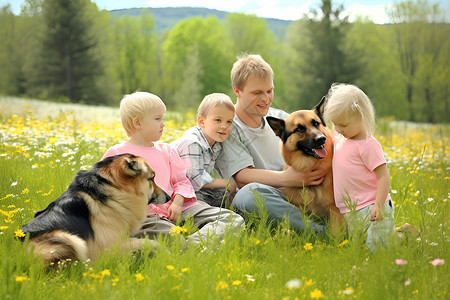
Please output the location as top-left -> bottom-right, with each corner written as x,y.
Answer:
28,230 -> 88,265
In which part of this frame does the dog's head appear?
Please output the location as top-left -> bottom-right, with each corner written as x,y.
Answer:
95,154 -> 171,205
267,97 -> 330,161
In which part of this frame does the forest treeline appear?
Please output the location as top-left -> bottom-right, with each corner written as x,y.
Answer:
0,0 -> 448,123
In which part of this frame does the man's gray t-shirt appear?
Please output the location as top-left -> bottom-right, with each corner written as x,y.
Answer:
216,107 -> 289,179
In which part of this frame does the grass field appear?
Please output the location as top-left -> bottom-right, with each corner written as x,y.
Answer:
0,97 -> 448,299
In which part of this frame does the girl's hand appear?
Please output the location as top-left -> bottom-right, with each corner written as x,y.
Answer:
370,204 -> 384,221
167,202 -> 182,222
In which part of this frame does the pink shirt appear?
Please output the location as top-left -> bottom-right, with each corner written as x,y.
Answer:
102,142 -> 197,218
333,135 -> 390,213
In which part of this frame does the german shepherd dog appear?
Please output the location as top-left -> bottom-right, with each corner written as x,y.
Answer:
267,97 -> 342,230
20,154 -> 170,265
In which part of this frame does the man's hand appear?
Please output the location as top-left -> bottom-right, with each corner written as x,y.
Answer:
227,179 -> 237,194
281,165 -> 330,187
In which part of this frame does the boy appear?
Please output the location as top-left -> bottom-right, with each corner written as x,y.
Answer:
102,91 -> 244,244
171,93 -> 237,208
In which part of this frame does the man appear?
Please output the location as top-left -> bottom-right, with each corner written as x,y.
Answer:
216,54 -> 329,232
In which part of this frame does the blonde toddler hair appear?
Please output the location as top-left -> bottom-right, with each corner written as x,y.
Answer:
324,83 -> 375,136
231,54 -> 273,90
119,91 -> 166,137
197,93 -> 235,119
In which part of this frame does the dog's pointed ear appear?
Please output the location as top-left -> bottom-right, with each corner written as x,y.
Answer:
267,116 -> 285,138
312,96 -> 327,125
125,157 -> 142,176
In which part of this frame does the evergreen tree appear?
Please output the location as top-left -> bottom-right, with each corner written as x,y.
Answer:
284,0 -> 360,109
35,0 -> 106,103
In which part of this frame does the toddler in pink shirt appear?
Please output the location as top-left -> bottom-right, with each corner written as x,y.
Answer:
324,83 -> 395,250
102,91 -> 244,244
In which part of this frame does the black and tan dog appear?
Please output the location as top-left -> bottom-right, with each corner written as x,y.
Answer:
20,154 -> 170,265
267,97 -> 342,230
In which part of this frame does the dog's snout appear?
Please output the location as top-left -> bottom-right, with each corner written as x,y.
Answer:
314,134 -> 326,145
149,189 -> 171,205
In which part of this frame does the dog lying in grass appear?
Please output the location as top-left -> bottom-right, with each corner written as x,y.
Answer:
20,153 -> 170,265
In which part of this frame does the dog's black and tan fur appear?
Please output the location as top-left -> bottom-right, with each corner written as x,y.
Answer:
267,97 -> 342,230
20,154 -> 170,265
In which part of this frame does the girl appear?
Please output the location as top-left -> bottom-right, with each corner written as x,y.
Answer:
102,91 -> 244,244
324,83 -> 395,250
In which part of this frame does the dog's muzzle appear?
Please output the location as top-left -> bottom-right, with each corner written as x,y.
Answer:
149,191 -> 171,205
297,133 -> 327,159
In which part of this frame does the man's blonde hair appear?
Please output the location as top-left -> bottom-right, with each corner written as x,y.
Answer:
119,91 -> 166,137
197,93 -> 235,119
324,83 -> 375,136
230,54 -> 273,90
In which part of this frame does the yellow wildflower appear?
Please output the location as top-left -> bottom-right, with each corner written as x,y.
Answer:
15,229 -> 25,238
304,243 -> 313,251
216,281 -> 229,290
135,273 -> 145,282
232,280 -> 242,286
305,279 -> 315,286
15,276 -> 29,282
181,267 -> 190,272
111,278 -> 119,286
342,287 -> 354,295
310,288 -> 324,298
170,226 -> 187,236
166,265 -> 175,270
338,239 -> 349,247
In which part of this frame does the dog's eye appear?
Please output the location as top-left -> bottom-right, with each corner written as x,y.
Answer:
312,120 -> 320,128
148,175 -> 155,181
294,125 -> 306,133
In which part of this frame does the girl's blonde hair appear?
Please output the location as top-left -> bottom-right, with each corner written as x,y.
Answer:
197,93 -> 235,119
231,54 -> 273,90
324,83 -> 375,136
119,91 -> 166,137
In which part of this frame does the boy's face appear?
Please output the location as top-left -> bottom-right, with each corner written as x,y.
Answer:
234,74 -> 274,119
138,105 -> 166,142
198,105 -> 235,147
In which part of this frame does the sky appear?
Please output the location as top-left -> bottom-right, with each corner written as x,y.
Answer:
1,0 -> 449,24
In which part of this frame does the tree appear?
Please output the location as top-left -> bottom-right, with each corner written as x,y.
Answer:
110,11 -> 159,95
172,45 -> 204,110
386,0 -> 449,122
282,0 -> 361,110
161,16 -> 234,108
35,0 -> 108,104
224,13 -> 276,59
345,19 -> 407,120
0,5 -> 19,95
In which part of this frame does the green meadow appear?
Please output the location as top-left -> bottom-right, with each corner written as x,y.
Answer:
0,98 -> 448,299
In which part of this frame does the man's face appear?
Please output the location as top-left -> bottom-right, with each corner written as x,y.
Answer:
234,75 -> 274,119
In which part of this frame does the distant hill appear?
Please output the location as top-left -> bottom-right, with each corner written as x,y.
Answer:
109,7 -> 292,38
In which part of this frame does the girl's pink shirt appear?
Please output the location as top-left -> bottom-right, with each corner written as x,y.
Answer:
102,142 -> 197,218
332,135 -> 391,214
